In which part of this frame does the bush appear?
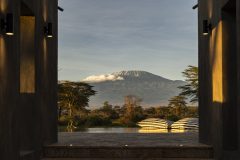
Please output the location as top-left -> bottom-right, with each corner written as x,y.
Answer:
58,115 -> 68,126
74,115 -> 88,127
85,113 -> 112,127
167,115 -> 180,122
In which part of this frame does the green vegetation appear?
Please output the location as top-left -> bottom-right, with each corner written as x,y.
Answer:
178,65 -> 198,103
168,95 -> 187,118
58,98 -> 198,131
58,81 -> 96,131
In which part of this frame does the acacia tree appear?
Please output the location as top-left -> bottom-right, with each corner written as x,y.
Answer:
58,81 -> 96,131
123,95 -> 142,126
178,65 -> 198,103
168,95 -> 187,117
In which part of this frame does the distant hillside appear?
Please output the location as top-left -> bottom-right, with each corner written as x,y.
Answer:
81,71 -> 186,107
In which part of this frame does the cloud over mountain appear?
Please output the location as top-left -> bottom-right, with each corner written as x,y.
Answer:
82,74 -> 124,83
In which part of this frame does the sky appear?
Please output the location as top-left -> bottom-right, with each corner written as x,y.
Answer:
58,0 -> 198,81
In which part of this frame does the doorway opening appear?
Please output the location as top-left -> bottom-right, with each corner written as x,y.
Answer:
57,0 -> 199,134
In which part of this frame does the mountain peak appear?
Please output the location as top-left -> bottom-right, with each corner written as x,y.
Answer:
82,70 -> 171,83
112,70 -> 170,82
113,70 -> 150,77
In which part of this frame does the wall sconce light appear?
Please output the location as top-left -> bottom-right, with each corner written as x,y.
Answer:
203,20 -> 212,36
1,13 -> 14,36
44,22 -> 53,38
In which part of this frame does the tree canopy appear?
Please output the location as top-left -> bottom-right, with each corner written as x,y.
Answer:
168,95 -> 187,117
58,81 -> 96,131
168,95 -> 187,108
178,65 -> 198,103
58,81 -> 96,109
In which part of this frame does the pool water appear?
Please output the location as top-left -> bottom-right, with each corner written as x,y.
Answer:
59,127 -> 198,133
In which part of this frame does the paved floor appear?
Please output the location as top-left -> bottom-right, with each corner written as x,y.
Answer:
51,132 -> 209,148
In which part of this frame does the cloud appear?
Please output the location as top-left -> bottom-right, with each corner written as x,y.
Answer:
82,74 -> 124,83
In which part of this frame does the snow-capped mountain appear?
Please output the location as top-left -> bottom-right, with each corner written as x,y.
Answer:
82,71 -> 186,107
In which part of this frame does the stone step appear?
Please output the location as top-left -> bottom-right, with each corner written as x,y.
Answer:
20,150 -> 35,160
19,150 -> 35,160
42,158 -> 214,160
43,146 -> 213,159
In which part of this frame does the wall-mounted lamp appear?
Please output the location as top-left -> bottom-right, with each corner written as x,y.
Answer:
44,23 -> 53,38
203,20 -> 212,36
1,13 -> 14,36
58,6 -> 64,12
192,4 -> 198,10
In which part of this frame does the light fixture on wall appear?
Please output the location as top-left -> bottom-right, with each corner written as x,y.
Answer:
203,20 -> 212,35
44,22 -> 53,38
58,6 -> 64,12
1,13 -> 14,35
